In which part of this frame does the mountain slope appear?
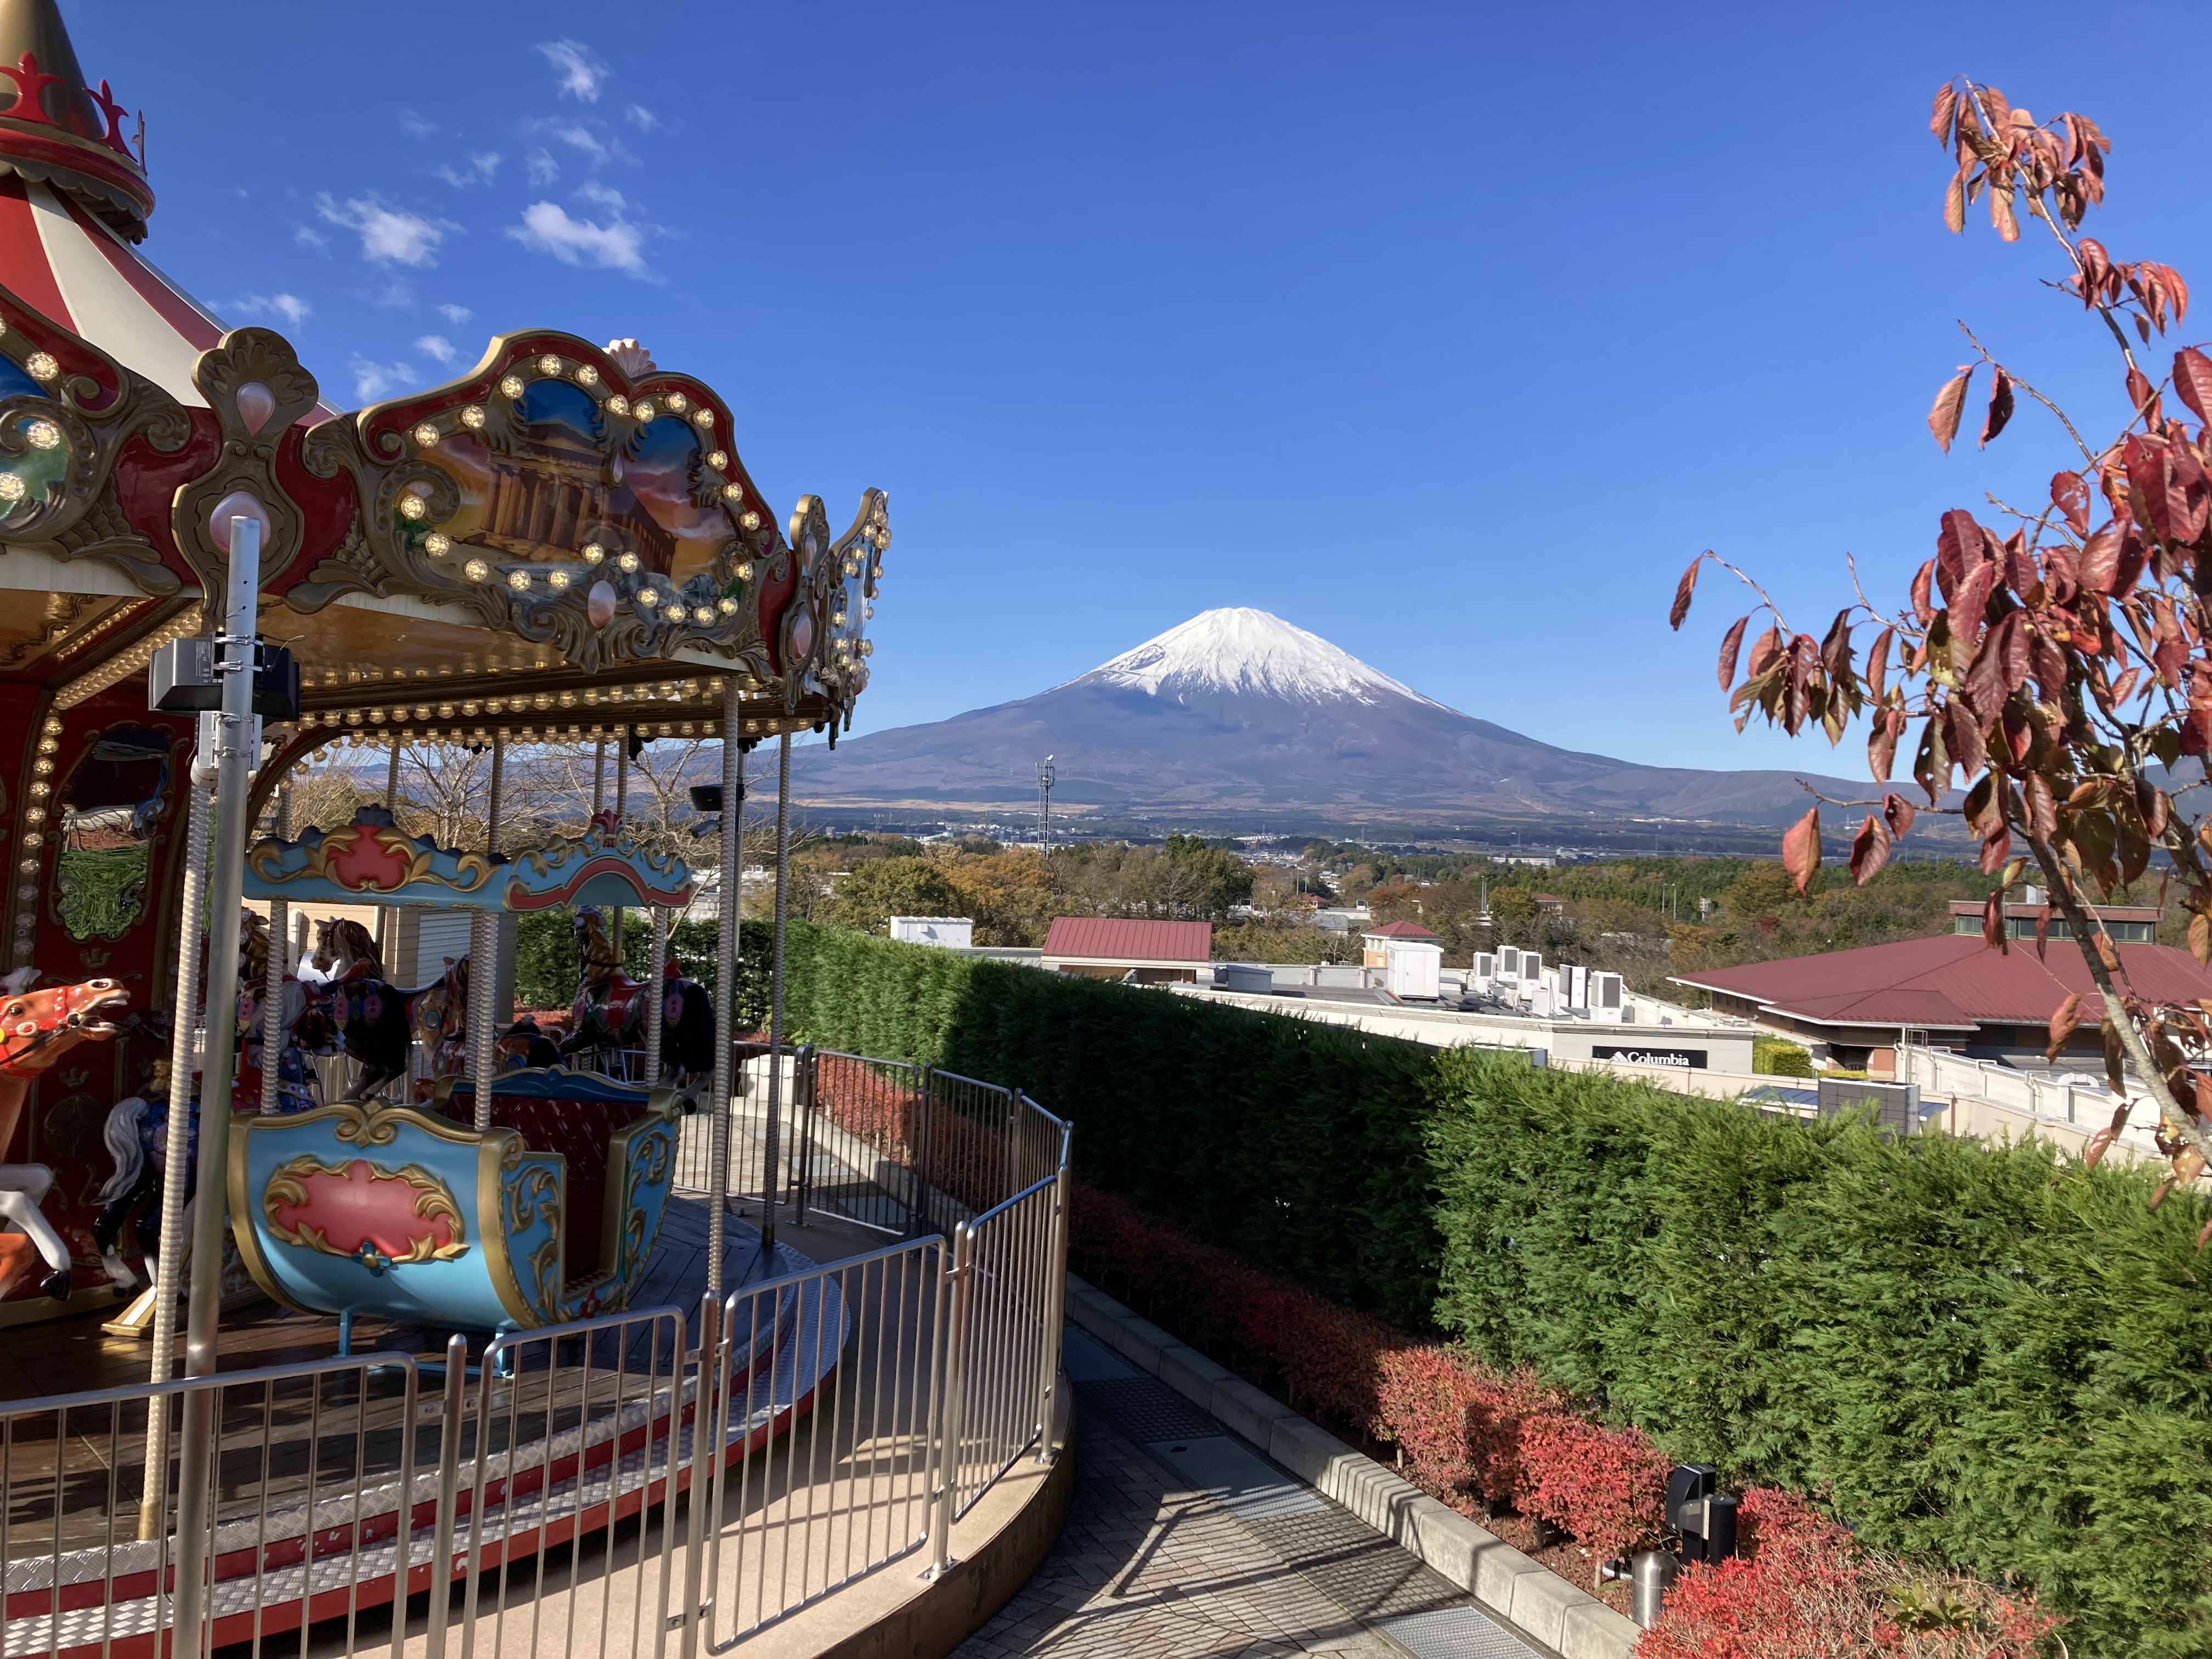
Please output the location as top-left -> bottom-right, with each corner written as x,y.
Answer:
795,608 -> 1873,826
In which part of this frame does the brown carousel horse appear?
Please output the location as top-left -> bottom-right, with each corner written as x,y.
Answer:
0,973 -> 131,1300
561,906 -> 647,1076
303,917 -> 469,1099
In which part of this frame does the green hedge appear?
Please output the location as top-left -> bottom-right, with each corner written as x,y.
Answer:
772,919 -> 1438,1325
1751,1034 -> 1814,1076
1426,1048 -> 2212,1657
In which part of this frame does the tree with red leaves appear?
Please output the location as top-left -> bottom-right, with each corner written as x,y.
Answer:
1671,77 -> 2212,1219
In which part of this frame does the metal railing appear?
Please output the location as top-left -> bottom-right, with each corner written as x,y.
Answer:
0,1042 -> 1070,1659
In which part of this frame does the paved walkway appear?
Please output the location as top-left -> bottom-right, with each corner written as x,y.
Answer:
956,1330 -> 1541,1659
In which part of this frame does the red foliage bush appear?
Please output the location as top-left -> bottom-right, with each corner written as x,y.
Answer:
1516,1410 -> 1669,1572
1374,1348 -> 1562,1513
1641,1489 -> 2065,1659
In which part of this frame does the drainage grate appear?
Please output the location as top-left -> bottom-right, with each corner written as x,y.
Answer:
1073,1376 -> 1221,1443
1147,1436 -> 1327,1520
1372,1604 -> 1543,1659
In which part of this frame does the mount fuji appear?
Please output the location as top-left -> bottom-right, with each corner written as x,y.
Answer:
792,608 -> 1869,828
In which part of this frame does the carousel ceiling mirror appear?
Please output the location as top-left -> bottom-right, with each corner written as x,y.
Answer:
54,725 -> 173,941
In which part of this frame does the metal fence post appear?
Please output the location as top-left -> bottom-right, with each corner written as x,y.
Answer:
1035,1116 -> 1072,1463
793,1043 -> 816,1225
912,1063 -> 936,1240
678,1294 -> 721,1657
422,1333 -> 469,1659
924,1223 -> 974,1577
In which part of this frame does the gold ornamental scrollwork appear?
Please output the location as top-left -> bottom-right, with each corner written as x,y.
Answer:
328,1099 -> 404,1148
170,328 -> 323,610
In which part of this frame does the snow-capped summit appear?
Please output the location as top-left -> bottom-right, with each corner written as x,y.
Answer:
1066,608 -> 1448,710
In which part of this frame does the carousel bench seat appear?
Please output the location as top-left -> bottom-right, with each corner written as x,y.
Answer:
440,1069 -> 658,1282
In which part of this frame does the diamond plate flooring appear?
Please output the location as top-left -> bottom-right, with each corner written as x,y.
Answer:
954,1329 -> 1542,1659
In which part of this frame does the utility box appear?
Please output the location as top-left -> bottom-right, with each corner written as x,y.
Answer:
889,916 -> 973,949
1592,972 -> 1624,1015
1216,962 -> 1273,994
1497,947 -> 1520,979
1816,1077 -> 1923,1136
1472,952 -> 1496,982
1382,940 -> 1442,999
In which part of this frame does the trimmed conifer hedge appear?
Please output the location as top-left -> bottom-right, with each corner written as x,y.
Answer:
1426,1048 -> 2212,1658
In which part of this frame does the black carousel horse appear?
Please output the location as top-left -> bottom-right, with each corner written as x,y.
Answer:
303,917 -> 469,1100
657,950 -> 717,1089
560,907 -> 647,1076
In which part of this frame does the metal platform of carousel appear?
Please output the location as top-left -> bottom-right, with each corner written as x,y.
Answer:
0,1047 -> 1074,1659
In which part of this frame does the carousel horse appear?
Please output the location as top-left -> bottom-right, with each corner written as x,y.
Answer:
658,951 -> 717,1090
560,907 -> 646,1076
0,974 -> 132,1300
306,917 -> 468,1101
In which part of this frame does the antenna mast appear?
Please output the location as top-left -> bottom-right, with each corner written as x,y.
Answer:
1037,755 -> 1055,870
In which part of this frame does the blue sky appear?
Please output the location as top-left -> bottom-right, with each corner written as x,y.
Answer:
67,1 -> 2212,774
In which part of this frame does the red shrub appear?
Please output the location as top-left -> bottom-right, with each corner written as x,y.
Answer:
1516,1411 -> 1669,1573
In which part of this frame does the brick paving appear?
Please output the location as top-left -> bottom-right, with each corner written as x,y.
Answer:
956,1335 -> 1540,1659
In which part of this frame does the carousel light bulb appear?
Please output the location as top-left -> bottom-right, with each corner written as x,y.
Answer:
36,737 -> 54,753
25,352 -> 58,382
637,586 -> 659,607
424,532 -> 452,556
739,511 -> 760,532
398,493 -> 428,521
692,408 -> 714,428
500,374 -> 526,398
0,475 -> 24,504
558,691 -> 577,707
617,551 -> 640,573
32,758 -> 50,776
634,400 -> 655,422
575,364 -> 599,387
547,568 -> 572,590
717,596 -> 738,614
843,555 -> 861,577
606,393 -> 629,415
582,543 -> 605,563
722,483 -> 742,501
708,449 -> 728,470
461,404 -> 487,429
17,859 -> 33,874
537,354 -> 562,376
735,561 -> 753,582
462,701 -> 480,716
464,558 -> 489,582
666,392 -> 687,413
507,568 -> 532,591
694,605 -> 715,624
26,420 -> 61,450
864,602 -> 874,618
412,422 -> 440,449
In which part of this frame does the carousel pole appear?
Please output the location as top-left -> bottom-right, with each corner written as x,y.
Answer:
612,725 -> 630,958
704,686 -> 742,1296
469,732 -> 505,1130
761,732 -> 792,1258
258,785 -> 290,1114
644,906 -> 667,1085
171,516 -> 266,1651
137,703 -> 214,1539
377,736 -> 401,966
592,735 -> 607,814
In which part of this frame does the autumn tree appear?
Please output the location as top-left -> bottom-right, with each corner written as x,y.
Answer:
1672,76 -> 2212,1207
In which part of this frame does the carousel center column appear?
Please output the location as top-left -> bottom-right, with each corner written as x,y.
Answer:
705,681 -> 742,1295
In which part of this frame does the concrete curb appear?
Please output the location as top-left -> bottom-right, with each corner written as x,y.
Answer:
1063,1274 -> 1641,1659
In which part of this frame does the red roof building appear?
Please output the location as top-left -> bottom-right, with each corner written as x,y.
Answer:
1042,917 -> 1213,983
1362,920 -> 1441,940
1671,930 -> 2212,1075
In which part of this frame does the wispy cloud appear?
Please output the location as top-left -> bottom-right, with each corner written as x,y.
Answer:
433,151 -> 501,189
414,334 -> 456,365
315,193 -> 455,267
537,39 -> 609,102
507,198 -> 650,278
548,123 -> 608,165
437,303 -> 473,325
525,148 -> 558,187
224,292 -> 312,328
575,179 -> 625,210
363,277 -> 416,310
348,355 -> 417,401
295,225 -> 328,252
396,107 -> 437,140
624,104 -> 659,132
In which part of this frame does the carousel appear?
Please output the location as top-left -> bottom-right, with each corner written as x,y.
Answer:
0,0 -> 883,1646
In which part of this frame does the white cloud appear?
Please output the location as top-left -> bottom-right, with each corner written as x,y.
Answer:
414,334 -> 456,365
574,179 -> 624,210
433,151 -> 501,189
549,123 -> 608,165
224,292 -> 312,328
360,276 -> 416,309
624,103 -> 658,132
315,193 -> 454,268
507,200 -> 648,278
525,148 -> 558,187
537,38 -> 609,102
295,225 -> 328,252
396,107 -> 437,140
437,303 -> 473,325
348,355 -> 417,401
